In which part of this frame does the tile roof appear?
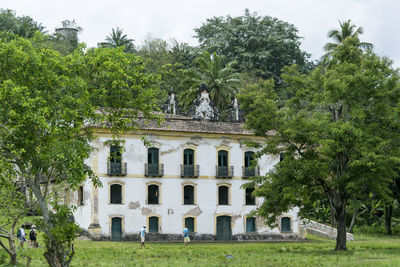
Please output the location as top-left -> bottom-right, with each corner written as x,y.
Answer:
138,114 -> 253,135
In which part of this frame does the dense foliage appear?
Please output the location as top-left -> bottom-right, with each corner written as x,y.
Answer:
195,9 -> 312,82
239,37 -> 400,250
0,33 -> 161,266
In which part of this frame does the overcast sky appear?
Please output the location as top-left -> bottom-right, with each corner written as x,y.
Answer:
2,0 -> 399,67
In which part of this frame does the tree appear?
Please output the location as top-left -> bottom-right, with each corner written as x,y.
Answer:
0,33 -> 160,266
323,19 -> 373,59
195,9 -> 311,82
0,9 -> 45,38
178,51 -> 242,112
0,161 -> 29,265
239,36 -> 400,250
99,27 -> 135,53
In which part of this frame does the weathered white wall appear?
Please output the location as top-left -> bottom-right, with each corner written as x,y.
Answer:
73,132 -> 300,237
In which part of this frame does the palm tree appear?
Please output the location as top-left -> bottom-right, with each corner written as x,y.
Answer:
179,51 -> 242,112
98,27 -> 135,53
323,20 -> 373,58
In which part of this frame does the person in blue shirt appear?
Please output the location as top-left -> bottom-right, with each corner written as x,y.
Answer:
182,227 -> 190,246
140,226 -> 146,248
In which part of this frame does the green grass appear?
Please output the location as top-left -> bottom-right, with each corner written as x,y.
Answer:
3,234 -> 400,266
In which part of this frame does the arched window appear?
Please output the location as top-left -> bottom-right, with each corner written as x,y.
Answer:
110,184 -> 122,204
281,217 -> 292,232
245,187 -> 255,205
148,184 -> 159,204
185,217 -> 195,232
218,185 -> 229,205
149,216 -> 159,233
184,185 -> 194,205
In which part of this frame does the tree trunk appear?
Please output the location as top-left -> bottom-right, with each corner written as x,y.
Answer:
335,202 -> 347,251
348,207 -> 357,233
384,205 -> 393,235
8,238 -> 17,265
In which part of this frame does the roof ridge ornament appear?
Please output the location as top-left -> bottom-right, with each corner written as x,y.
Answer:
193,84 -> 218,121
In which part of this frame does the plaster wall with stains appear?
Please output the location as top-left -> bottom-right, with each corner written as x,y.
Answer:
73,132 -> 300,237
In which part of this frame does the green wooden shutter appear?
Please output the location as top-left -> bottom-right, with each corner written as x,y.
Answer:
111,217 -> 122,241
281,217 -> 291,232
185,217 -> 195,232
149,216 -> 159,233
246,217 -> 256,232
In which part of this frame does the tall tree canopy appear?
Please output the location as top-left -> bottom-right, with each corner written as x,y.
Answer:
239,35 -> 400,251
195,9 -> 312,82
0,9 -> 45,38
98,27 -> 135,53
0,33 -> 160,266
323,19 -> 373,59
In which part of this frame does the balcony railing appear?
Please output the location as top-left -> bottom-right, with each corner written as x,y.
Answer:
145,163 -> 164,177
215,166 -> 234,178
242,166 -> 260,178
180,165 -> 199,178
107,162 -> 127,176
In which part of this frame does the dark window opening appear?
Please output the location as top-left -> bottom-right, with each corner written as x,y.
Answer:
149,216 -> 159,233
246,217 -> 256,232
109,146 -> 122,175
218,150 -> 228,167
148,184 -> 159,204
110,145 -> 122,163
244,151 -> 254,168
78,186 -> 84,206
218,186 -> 229,205
110,184 -> 122,204
148,147 -> 160,175
217,150 -> 228,177
184,185 -> 194,205
281,217 -> 291,232
245,188 -> 255,205
183,149 -> 195,177
185,217 -> 195,232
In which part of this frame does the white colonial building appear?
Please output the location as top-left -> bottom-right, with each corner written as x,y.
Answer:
70,89 -> 304,241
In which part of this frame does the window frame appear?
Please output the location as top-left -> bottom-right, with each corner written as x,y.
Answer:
147,215 -> 161,233
217,183 -> 231,206
108,181 -> 125,205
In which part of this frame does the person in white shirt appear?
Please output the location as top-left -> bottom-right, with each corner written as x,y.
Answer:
17,225 -> 25,248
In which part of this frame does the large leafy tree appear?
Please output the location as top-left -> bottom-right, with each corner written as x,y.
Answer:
323,19 -> 373,59
0,33 -> 160,266
99,27 -> 135,53
195,9 -> 311,82
239,36 -> 400,250
0,9 -> 45,38
178,51 -> 242,113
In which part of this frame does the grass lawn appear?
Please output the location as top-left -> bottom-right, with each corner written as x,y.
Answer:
3,234 -> 400,266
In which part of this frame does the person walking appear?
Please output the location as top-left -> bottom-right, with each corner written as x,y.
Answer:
17,225 -> 25,248
140,226 -> 146,248
183,227 -> 190,246
29,225 -> 37,248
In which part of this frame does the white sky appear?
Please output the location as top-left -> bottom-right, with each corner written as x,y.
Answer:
2,0 -> 399,67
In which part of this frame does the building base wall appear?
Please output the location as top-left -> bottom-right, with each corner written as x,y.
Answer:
82,231 -> 305,242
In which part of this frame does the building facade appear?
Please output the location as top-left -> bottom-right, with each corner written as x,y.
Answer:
71,90 -> 305,241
